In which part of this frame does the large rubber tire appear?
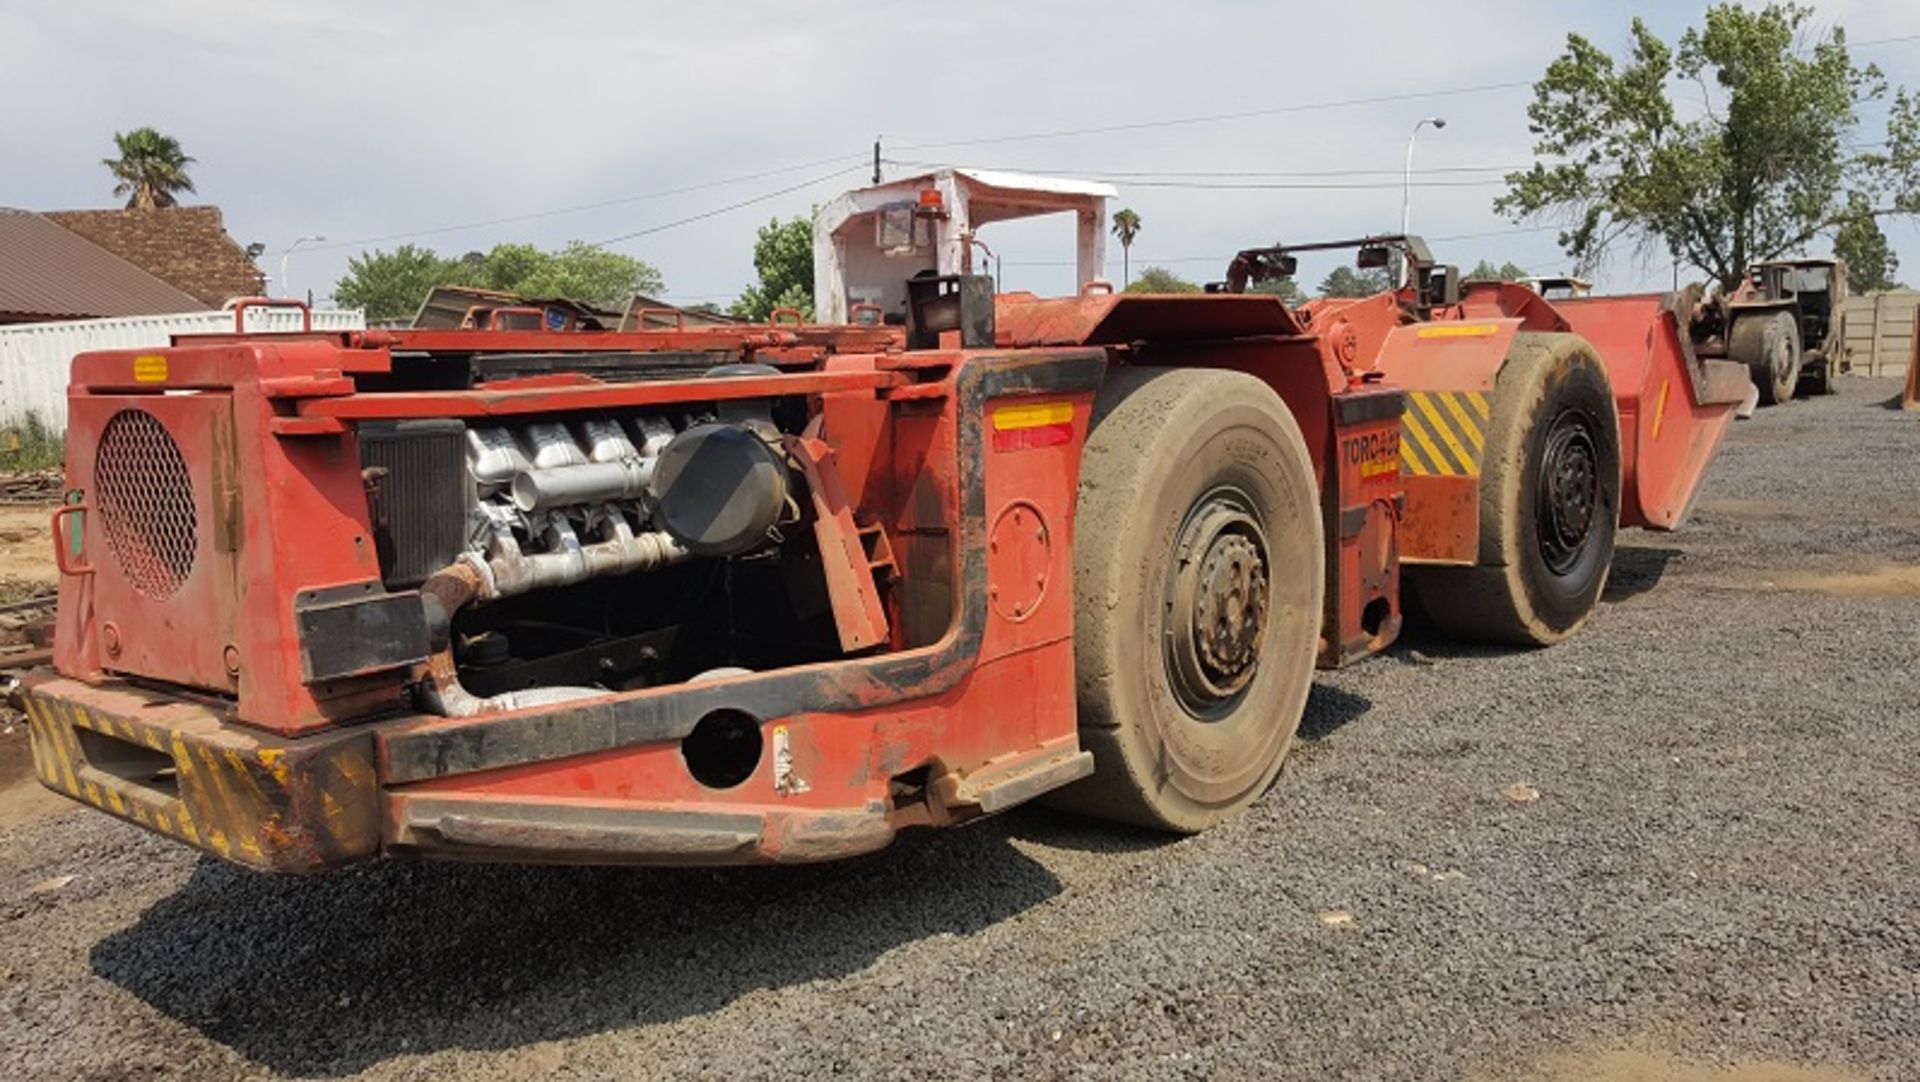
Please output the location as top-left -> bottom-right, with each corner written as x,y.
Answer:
1044,367 -> 1324,833
1731,309 -> 1802,406
1409,333 -> 1622,647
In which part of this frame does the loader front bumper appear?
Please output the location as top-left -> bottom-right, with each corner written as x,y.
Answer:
18,673 -> 381,873
19,672 -> 1089,873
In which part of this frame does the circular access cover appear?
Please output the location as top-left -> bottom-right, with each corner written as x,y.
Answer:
987,500 -> 1051,622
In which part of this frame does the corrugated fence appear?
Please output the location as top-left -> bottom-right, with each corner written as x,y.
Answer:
0,308 -> 365,433
1838,290 -> 1918,377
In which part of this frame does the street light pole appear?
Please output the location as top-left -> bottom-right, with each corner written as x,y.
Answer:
280,235 -> 325,301
1401,116 -> 1447,239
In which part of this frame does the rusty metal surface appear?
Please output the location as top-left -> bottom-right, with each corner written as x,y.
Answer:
785,434 -> 891,653
1372,318 -> 1521,393
59,342 -> 407,734
377,349 -> 1107,786
1321,387 -> 1406,665
30,228 -> 1752,875
19,672 -> 379,872
301,369 -> 906,420
994,293 -> 1304,348
1397,474 -> 1481,566
1555,295 -> 1748,530
353,323 -> 904,357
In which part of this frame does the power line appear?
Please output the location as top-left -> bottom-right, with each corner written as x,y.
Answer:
884,157 -> 1530,179
301,23 -> 1920,259
890,81 -> 1533,151
1120,177 -> 1508,191
1849,31 -> 1920,48
1431,223 -> 1563,243
595,165 -> 865,247
311,154 -> 866,252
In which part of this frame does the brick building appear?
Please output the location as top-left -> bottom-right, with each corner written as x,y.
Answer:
43,206 -> 265,307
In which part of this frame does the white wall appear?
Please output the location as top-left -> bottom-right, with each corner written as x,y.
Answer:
0,308 -> 366,433
1838,290 -> 1917,378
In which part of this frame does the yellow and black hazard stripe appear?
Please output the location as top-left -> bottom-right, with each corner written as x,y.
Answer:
20,685 -> 380,872
1400,390 -> 1490,477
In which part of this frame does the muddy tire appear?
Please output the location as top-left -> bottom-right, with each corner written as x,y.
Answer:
1731,309 -> 1802,406
1409,333 -> 1621,647
1044,366 -> 1324,833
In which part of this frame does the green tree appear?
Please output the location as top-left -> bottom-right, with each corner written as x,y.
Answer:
1124,266 -> 1201,293
333,241 -> 663,322
104,128 -> 195,210
1833,194 -> 1900,290
473,243 -> 548,294
1467,259 -> 1530,281
332,244 -> 462,322
1497,3 -> 1920,290
732,216 -> 815,320
492,240 -> 663,306
1110,208 -> 1142,287
1317,266 -> 1390,298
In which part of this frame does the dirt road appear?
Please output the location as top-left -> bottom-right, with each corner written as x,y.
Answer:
1,381 -> 1915,1080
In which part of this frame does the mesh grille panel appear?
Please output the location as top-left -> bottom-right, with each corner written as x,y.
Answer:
95,410 -> 198,600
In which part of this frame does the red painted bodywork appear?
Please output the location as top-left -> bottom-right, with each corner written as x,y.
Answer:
1362,282 -> 1750,562
24,281 -> 1745,871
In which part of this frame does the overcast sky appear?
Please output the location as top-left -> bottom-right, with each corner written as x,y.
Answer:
3,0 -> 1917,308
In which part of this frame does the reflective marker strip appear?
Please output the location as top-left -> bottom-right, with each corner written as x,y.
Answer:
1415,323 -> 1500,339
992,401 -> 1075,451
992,402 -> 1074,430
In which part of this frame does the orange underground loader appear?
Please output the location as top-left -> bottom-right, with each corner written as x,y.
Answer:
18,172 -> 1749,872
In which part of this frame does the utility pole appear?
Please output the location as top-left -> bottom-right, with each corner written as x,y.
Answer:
873,137 -> 882,185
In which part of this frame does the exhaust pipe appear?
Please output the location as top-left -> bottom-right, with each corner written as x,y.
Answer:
414,529 -> 692,718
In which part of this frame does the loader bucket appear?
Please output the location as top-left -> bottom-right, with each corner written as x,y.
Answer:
1554,293 -> 1754,530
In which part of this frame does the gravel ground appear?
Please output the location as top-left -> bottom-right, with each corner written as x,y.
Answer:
1,378 -> 1916,1081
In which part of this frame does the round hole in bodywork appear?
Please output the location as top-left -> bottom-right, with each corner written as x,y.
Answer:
681,709 -> 763,789
1361,597 -> 1392,638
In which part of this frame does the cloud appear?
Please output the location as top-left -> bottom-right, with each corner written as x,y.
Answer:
3,0 -> 1914,304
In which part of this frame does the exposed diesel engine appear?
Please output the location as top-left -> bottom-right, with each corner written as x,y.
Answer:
360,368 -> 836,718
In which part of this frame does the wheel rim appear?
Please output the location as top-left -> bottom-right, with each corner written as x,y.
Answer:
1164,487 -> 1270,719
1536,409 -> 1600,576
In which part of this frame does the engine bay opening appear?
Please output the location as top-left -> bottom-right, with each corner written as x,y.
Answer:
362,371 -> 921,717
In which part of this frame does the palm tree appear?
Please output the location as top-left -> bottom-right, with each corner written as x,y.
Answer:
1110,208 -> 1142,287
103,128 -> 196,210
